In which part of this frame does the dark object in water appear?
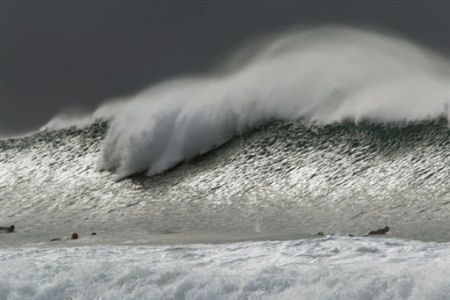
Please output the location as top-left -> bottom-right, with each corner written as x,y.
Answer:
71,233 -> 79,240
91,232 -> 97,236
317,232 -> 324,236
0,225 -> 15,233
368,226 -> 390,235
50,238 -> 62,242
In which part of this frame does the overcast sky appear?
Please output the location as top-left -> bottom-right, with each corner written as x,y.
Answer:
1,0 -> 449,135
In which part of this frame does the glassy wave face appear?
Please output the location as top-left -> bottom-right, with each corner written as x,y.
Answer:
1,119 -> 449,243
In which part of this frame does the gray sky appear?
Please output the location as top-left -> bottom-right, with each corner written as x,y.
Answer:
1,0 -> 449,135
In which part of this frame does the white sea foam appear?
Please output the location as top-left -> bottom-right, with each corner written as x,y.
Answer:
1,237 -> 450,300
94,27 -> 450,178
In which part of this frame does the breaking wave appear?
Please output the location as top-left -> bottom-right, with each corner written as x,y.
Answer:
1,26 -> 450,244
2,26 -> 450,300
95,27 -> 450,179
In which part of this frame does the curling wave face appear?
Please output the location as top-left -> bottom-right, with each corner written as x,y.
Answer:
97,27 -> 450,179
1,119 -> 449,243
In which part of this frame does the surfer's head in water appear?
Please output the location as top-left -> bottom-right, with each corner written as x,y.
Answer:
0,225 -> 14,233
368,226 -> 390,235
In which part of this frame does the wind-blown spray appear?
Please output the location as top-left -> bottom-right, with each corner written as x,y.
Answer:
97,27 -> 450,179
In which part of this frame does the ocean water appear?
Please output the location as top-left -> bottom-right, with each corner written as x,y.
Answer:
2,237 -> 450,300
1,27 -> 449,299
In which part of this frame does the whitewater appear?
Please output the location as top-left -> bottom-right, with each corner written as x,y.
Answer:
1,27 -> 450,299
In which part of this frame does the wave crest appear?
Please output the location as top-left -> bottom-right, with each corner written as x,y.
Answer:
98,27 -> 450,179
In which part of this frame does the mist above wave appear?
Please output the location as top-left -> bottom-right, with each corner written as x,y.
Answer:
41,99 -> 126,131
98,27 -> 450,179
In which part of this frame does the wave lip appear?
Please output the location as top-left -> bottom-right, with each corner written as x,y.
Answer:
97,27 -> 450,179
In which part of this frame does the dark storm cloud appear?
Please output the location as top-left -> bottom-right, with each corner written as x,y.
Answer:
1,0 -> 449,134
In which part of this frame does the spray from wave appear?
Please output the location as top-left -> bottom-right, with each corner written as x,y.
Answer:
41,98 -> 127,131
92,27 -> 450,179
